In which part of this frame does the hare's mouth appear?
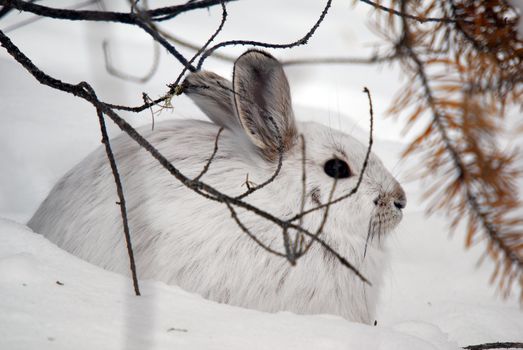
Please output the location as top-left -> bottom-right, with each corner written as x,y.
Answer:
363,208 -> 402,256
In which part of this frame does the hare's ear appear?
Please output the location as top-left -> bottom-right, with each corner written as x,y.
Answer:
182,71 -> 239,130
233,50 -> 297,161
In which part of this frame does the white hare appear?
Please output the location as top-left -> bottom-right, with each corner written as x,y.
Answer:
28,50 -> 406,324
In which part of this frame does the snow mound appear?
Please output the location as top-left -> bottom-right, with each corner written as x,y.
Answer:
0,218 -> 463,350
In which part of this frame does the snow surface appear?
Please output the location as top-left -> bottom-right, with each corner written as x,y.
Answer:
0,218 -> 462,350
0,0 -> 521,349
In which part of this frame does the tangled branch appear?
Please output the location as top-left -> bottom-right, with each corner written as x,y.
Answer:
0,0 -> 374,291
195,0 -> 333,69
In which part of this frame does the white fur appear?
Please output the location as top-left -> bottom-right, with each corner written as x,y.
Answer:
28,51 -> 405,324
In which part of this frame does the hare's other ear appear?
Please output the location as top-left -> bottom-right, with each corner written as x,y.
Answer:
183,71 -> 239,130
233,50 -> 297,161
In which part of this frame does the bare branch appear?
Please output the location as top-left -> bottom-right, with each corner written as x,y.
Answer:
292,134 -> 307,256
193,127 -> 224,181
106,94 -> 169,113
196,0 -> 333,69
0,29 -> 371,285
171,0 -> 227,88
297,174 -> 338,257
2,0 -> 98,33
0,0 -> 224,71
152,32 -> 397,67
94,0 -> 350,115
462,342 -> 523,350
298,87 -> 375,257
182,79 -> 286,201
233,128 -> 284,200
224,202 -> 286,258
282,227 -> 295,265
359,0 -> 470,24
0,0 -> 233,23
155,28 -> 236,63
95,106 -> 140,296
289,87 -> 374,223
281,52 -> 398,66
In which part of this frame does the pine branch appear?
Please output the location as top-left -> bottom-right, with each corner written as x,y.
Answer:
390,0 -> 523,296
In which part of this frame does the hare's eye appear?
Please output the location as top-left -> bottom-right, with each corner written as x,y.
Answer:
324,159 -> 351,179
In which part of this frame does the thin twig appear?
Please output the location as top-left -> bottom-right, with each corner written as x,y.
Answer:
196,0 -> 333,69
89,0 -> 338,114
152,31 -> 398,67
359,0 -> 470,24
363,86 -> 376,259
151,0 -> 236,22
282,53 -> 397,66
293,134 -> 307,256
288,87 -> 374,223
225,202 -> 286,258
193,127 -> 224,181
0,0 -> 202,71
105,50 -> 397,113
233,124 -> 284,200
2,0 -> 98,33
462,342 -> 523,350
363,214 -> 375,258
177,78 -> 286,200
0,0 -> 232,23
156,28 -> 236,62
141,93 -> 156,130
297,174 -> 338,257
171,0 -> 227,88
106,94 -> 168,113
282,227 -> 295,265
95,107 -> 141,296
83,1 -> 229,112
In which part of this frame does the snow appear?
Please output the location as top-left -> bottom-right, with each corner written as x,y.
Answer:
0,218 -> 461,350
0,0 -> 521,349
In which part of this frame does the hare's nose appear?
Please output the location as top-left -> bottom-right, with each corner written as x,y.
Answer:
394,199 -> 406,210
392,185 -> 407,210
373,184 -> 406,210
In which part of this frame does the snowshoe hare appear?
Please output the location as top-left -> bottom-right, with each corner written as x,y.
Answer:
29,50 -> 406,324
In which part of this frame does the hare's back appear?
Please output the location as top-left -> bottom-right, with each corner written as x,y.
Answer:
27,119 -> 229,273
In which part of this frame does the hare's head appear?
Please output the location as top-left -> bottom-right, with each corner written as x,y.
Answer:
183,50 -> 405,249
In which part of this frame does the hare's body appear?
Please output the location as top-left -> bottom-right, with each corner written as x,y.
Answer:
29,50 -> 405,323
29,119 -> 384,322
